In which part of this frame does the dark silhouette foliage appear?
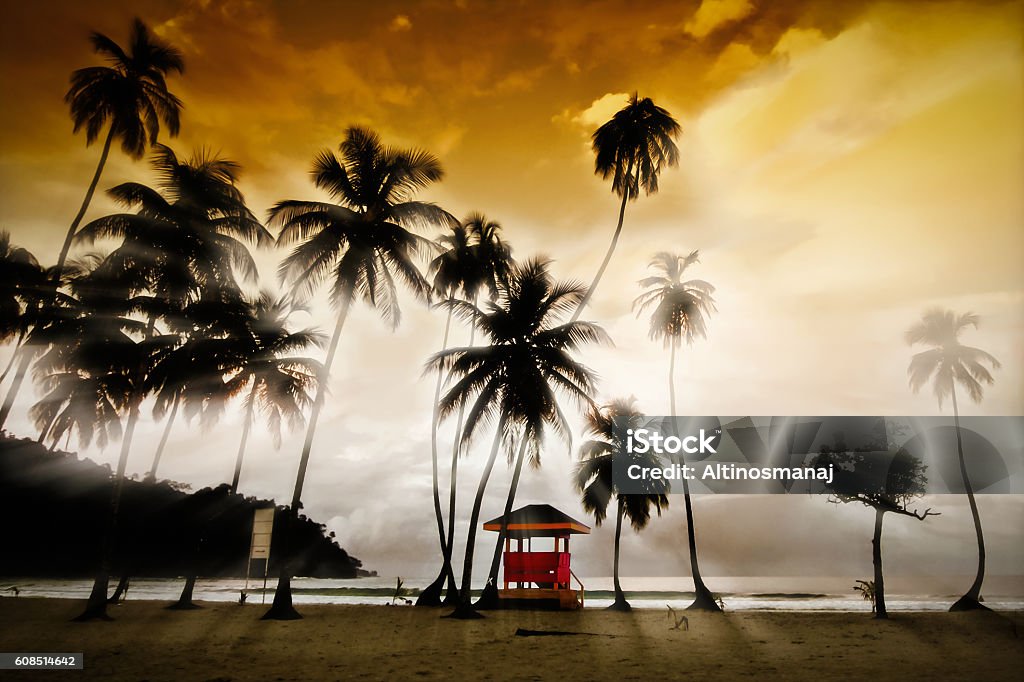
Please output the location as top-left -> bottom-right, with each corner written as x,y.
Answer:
0,435 -> 362,579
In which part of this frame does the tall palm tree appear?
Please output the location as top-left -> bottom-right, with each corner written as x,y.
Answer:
418,214 -> 513,607
575,397 -> 669,611
430,258 -> 607,618
143,293 -> 250,481
74,144 -> 269,476
222,293 -> 323,494
572,93 -> 680,322
61,17 -> 184,272
906,308 -> 1000,611
634,250 -> 718,611
265,126 -> 455,619
31,264 -> 173,621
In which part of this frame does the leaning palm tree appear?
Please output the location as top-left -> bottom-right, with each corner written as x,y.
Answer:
31,265 -> 173,621
143,293 -> 251,481
61,17 -> 184,272
634,250 -> 718,611
572,93 -> 680,322
906,309 -> 1000,611
430,258 -> 607,618
418,214 -> 513,606
222,293 -> 323,494
265,126 -> 455,619
575,397 -> 669,611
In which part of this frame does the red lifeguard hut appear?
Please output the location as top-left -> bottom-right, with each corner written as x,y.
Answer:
483,503 -> 590,610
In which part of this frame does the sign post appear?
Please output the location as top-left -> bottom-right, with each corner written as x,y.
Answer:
244,508 -> 274,604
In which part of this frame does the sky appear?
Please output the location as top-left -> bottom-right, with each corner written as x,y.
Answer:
1,0 -> 1022,582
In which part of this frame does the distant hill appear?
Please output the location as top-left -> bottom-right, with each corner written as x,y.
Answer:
0,435 -> 367,579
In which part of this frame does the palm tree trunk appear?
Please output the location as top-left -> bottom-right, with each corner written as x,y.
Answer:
447,414 -> 507,619
37,409 -> 58,445
75,399 -> 141,621
573,159 -> 634,321
0,126 -> 112,432
230,382 -> 259,494
0,351 -> 31,430
264,295 -> 352,621
0,127 -> 115,432
609,496 -> 630,611
668,339 -> 720,612
147,392 -> 180,481
168,574 -> 200,610
0,330 -> 25,384
442,314 -> 477,606
107,575 -> 130,604
949,385 -> 988,611
872,509 -> 887,619
417,302 -> 456,607
57,126 -> 116,272
477,435 -> 528,610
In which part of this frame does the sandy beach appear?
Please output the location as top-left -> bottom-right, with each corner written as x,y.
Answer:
0,597 -> 1020,681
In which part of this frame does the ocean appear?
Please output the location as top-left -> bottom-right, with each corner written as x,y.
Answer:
5,575 -> 1023,611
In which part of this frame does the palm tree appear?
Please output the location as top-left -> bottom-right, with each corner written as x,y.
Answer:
265,126 -> 455,619
30,263 -> 173,621
76,144 -> 271,301
418,214 -> 513,607
634,250 -> 718,611
222,293 -> 323,493
572,93 -> 680,322
0,232 -> 45,386
2,18 -> 183,432
61,17 -> 184,272
1,145 -> 267,433
575,398 -> 669,611
143,292 -> 250,481
906,309 -> 1000,611
430,258 -> 607,618
75,143 -> 269,473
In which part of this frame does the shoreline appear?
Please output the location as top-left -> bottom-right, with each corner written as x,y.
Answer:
1,597 -> 1021,680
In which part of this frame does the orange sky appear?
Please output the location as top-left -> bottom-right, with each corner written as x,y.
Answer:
0,0 -> 1021,578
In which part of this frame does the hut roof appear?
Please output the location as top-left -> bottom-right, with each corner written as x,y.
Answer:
483,504 -> 591,537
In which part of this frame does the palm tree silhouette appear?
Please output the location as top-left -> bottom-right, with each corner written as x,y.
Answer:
0,233 -> 45,386
906,308 -> 1000,611
430,258 -> 606,618
143,292 -> 248,481
76,145 -> 271,300
634,250 -> 719,611
418,214 -> 512,607
0,145 -> 266,432
222,293 -> 323,494
266,126 -> 455,619
74,145 -> 269,476
31,262 -> 174,620
572,93 -> 680,322
575,397 -> 669,611
61,17 -> 184,272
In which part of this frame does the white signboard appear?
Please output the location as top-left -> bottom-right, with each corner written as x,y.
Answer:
250,508 -> 274,560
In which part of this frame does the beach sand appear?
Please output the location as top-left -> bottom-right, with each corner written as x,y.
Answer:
0,597 -> 1021,681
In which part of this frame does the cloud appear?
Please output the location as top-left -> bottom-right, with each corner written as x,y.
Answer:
685,0 -> 756,38
554,92 -> 630,132
389,14 -> 412,32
